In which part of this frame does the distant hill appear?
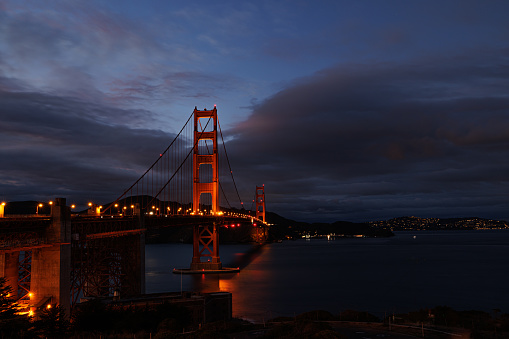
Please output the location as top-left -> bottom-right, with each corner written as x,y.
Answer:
265,212 -> 394,240
369,216 -> 509,231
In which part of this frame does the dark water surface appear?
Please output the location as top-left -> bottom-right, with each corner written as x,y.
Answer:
145,230 -> 509,322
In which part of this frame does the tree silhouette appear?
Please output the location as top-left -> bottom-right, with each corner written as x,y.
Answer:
33,304 -> 70,338
0,276 -> 34,338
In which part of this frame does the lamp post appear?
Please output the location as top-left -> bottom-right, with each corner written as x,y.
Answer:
0,202 -> 5,218
36,203 -> 43,215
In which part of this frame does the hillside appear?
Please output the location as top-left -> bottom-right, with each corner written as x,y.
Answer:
369,216 -> 509,231
265,212 -> 394,240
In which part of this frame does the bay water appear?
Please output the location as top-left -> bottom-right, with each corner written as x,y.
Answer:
145,230 -> 509,322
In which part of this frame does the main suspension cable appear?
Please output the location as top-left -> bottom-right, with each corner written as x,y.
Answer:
218,117 -> 243,208
148,115 -> 214,207
198,118 -> 232,210
104,112 -> 194,214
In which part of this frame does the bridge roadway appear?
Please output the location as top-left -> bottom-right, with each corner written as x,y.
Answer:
0,213 -> 264,251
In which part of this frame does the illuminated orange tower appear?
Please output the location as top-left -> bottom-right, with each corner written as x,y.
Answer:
191,106 -> 221,270
255,185 -> 266,222
193,106 -> 219,213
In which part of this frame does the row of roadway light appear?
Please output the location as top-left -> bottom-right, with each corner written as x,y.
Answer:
0,200 -> 77,217
0,200 -> 221,217
0,200 -> 265,227
89,203 -> 227,217
80,202 -> 267,228
85,203 -> 266,229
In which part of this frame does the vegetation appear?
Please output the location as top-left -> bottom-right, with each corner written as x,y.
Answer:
263,320 -> 344,339
72,299 -> 192,337
394,306 -> 509,338
32,304 -> 70,338
0,277 -> 34,338
0,276 -> 195,338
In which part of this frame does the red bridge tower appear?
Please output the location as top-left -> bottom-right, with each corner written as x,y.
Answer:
191,107 -> 221,270
193,106 -> 219,213
256,185 -> 266,222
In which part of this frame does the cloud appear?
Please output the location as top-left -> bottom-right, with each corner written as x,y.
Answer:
226,51 -> 509,222
0,88 -> 178,206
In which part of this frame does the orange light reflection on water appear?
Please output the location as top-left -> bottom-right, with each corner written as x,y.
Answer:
219,246 -> 273,322
186,245 -> 274,322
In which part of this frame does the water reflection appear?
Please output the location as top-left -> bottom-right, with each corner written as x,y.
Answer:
220,246 -> 275,322
147,231 -> 509,323
145,243 -> 274,321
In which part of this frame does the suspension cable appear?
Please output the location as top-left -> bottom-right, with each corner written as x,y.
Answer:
198,118 -> 232,210
217,117 -> 244,208
103,112 -> 194,214
148,115 -> 213,207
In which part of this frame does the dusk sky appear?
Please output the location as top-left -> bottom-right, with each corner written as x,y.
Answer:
1,0 -> 509,222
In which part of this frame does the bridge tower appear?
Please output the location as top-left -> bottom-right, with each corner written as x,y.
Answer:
191,107 -> 221,271
193,106 -> 219,213
256,185 -> 266,222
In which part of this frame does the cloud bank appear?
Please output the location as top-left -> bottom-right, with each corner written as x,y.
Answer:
227,51 -> 509,221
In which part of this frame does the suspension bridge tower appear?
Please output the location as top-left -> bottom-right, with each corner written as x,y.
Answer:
193,106 -> 219,213
256,185 -> 266,222
190,106 -> 222,271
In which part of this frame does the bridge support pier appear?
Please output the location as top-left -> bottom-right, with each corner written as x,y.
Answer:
0,251 -> 19,297
30,198 -> 71,317
191,224 -> 222,270
31,245 -> 70,315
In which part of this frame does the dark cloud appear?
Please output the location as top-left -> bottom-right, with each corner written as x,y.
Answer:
0,88 -> 178,207
226,51 -> 509,222
108,71 -> 246,104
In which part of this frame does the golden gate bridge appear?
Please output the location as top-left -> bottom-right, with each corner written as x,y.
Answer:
0,106 -> 268,318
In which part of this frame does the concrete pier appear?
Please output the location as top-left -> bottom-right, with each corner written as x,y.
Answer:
0,251 -> 19,296
30,198 -> 71,316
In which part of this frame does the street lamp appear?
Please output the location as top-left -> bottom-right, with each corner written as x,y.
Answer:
36,203 -> 43,215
